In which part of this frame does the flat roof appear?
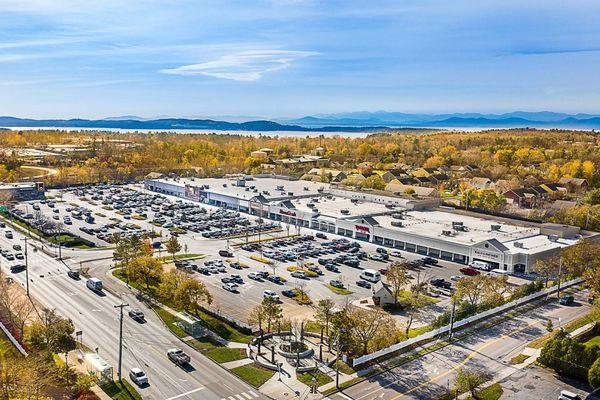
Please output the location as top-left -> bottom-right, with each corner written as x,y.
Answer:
373,209 -> 541,246
152,177 -> 329,201
290,196 -> 390,218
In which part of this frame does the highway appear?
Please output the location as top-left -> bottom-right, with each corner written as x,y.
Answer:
328,289 -> 590,400
0,223 -> 267,400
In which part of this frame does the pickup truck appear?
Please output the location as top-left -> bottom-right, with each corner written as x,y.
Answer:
167,348 -> 191,366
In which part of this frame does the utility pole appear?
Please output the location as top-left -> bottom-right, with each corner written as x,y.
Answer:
335,331 -> 341,389
557,257 -> 563,300
23,237 -> 29,296
114,303 -> 129,381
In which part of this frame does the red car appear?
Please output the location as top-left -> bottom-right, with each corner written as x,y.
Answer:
379,268 -> 388,275
460,267 -> 480,276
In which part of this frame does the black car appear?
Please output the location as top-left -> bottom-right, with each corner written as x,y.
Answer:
266,275 -> 282,284
10,264 -> 26,273
315,232 -> 327,239
219,249 -> 234,257
325,263 -> 340,273
67,270 -> 80,280
128,309 -> 145,321
282,289 -> 297,298
356,280 -> 371,289
423,257 -> 439,265
430,278 -> 452,289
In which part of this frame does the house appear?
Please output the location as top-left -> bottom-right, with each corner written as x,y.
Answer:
412,167 -> 440,178
274,154 -> 329,168
468,177 -> 492,189
250,150 -> 269,159
398,177 -> 418,185
343,173 -> 367,186
372,281 -> 395,306
503,188 -> 539,208
558,177 -> 589,192
379,171 -> 400,183
413,176 -> 432,185
303,168 -> 347,182
428,173 -> 449,184
550,200 -> 578,213
145,172 -> 164,180
540,183 -> 568,198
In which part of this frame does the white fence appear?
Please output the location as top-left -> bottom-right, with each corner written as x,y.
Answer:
353,277 -> 584,367
0,320 -> 28,356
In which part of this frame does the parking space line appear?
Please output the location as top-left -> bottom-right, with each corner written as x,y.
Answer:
164,387 -> 204,400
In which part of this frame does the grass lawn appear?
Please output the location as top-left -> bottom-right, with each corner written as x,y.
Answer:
249,255 -> 273,265
159,253 -> 204,263
204,347 -> 247,363
585,335 -> 600,348
468,383 -> 503,400
408,325 -> 433,338
529,312 -> 594,349
115,269 -> 253,343
325,284 -> 353,296
100,380 -> 143,400
230,364 -> 275,388
287,266 -> 318,278
291,289 -> 313,305
297,371 -> 333,387
0,330 -> 20,359
333,360 -> 355,375
151,305 -> 188,338
396,290 -> 439,305
510,353 -> 529,364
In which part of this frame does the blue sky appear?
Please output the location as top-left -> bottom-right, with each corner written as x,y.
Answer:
1,0 -> 599,119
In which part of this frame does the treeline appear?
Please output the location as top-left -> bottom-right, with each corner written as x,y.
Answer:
0,128 -> 597,188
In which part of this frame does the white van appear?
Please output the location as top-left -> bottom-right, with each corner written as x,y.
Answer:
469,260 -> 492,271
360,269 -> 381,283
86,278 -> 103,292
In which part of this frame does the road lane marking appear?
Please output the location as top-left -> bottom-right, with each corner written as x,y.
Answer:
235,395 -> 245,400
242,393 -> 253,399
165,387 -> 204,400
386,319 -> 541,400
248,391 -> 259,398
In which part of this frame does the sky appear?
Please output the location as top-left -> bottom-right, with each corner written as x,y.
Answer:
1,0 -> 600,119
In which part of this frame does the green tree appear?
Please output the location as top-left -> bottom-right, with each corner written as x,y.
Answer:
173,278 -> 212,317
26,309 -> 76,355
589,357 -> 600,389
454,367 -> 491,400
314,298 -> 336,337
165,236 -> 182,261
546,319 -> 554,332
128,255 -> 163,290
261,297 -> 283,333
158,269 -> 188,301
386,261 -> 411,304
534,256 -> 561,288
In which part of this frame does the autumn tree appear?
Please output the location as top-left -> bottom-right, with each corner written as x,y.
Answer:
127,255 -> 163,290
173,278 -> 212,317
158,268 -> 188,301
165,235 -> 182,261
314,298 -> 336,337
454,367 -> 491,400
386,261 -> 411,304
26,309 -> 76,357
534,256 -> 561,288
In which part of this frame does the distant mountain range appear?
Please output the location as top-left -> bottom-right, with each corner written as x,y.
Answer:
1,111 -> 600,132
0,116 -> 388,133
279,111 -> 600,128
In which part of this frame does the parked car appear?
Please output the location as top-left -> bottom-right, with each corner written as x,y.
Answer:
291,270 -> 307,279
460,267 -> 480,276
330,279 -> 344,289
430,278 -> 452,290
248,272 -> 262,281
263,290 -> 280,301
282,289 -> 296,298
356,280 -> 371,289
422,257 -> 438,265
222,282 -> 238,292
315,232 -> 327,239
219,249 -> 234,257
558,390 -> 581,400
167,348 -> 191,365
559,295 -> 574,306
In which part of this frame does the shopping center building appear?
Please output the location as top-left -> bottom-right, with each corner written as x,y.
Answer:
145,174 -> 597,273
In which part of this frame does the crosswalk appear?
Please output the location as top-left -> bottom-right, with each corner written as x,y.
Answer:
220,390 -> 260,400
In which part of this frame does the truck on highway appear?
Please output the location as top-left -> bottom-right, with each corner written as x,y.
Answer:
86,278 -> 103,292
167,348 -> 191,366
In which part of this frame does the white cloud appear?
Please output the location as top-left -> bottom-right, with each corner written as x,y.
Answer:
160,49 -> 318,81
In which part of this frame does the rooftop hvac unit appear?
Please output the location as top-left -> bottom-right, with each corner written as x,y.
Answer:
304,187 -> 309,191
222,184 -> 228,187
514,242 -> 524,248
548,235 -> 559,242
442,230 -> 454,236
391,221 -> 403,227
288,192 -> 294,196
351,199 -> 358,203
204,185 -> 210,189
391,213 -> 404,220
453,225 -> 468,232
276,185 -> 284,191
452,221 -> 464,226
317,188 -> 324,192
340,209 -> 350,215
491,224 -> 501,231
307,203 -> 315,208
245,188 -> 250,191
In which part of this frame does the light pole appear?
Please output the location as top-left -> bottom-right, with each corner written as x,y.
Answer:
114,303 -> 129,382
22,237 -> 29,296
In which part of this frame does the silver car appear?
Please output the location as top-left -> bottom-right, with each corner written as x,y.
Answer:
129,368 -> 148,386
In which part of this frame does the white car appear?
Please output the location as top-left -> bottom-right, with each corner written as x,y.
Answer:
450,275 -> 462,282
222,282 -> 238,292
263,290 -> 280,301
129,368 -> 148,386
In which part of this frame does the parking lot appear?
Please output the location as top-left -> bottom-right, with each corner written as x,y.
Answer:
10,183 -> 531,325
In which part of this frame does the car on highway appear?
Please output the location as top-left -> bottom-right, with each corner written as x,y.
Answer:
129,368 -> 148,386
430,278 -> 452,289
12,244 -> 21,251
5,231 -> 13,239
10,264 -> 25,273
559,295 -> 575,306
460,267 -> 480,276
263,290 -> 280,301
222,282 -> 239,292
167,348 -> 191,366
67,270 -> 80,280
356,280 -> 371,289
128,309 -> 145,322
